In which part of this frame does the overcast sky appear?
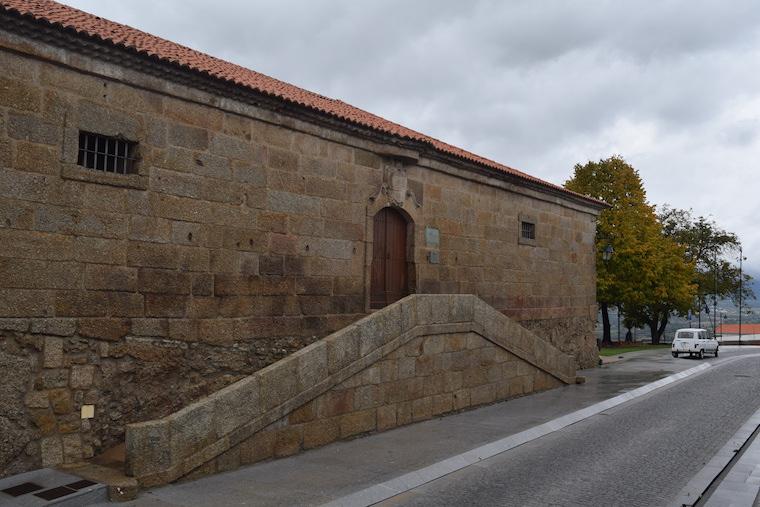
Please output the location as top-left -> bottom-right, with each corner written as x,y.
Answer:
64,0 -> 760,274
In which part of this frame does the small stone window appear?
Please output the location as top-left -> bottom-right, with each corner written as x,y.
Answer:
77,131 -> 137,175
521,221 -> 536,240
518,214 -> 537,246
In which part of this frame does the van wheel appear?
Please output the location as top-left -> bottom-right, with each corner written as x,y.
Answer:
672,352 -> 678,358
698,349 -> 703,360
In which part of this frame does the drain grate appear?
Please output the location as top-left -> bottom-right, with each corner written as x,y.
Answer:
735,374 -> 752,378
1,482 -> 44,497
34,485 -> 77,501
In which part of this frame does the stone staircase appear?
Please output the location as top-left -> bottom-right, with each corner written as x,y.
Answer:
124,294 -> 578,488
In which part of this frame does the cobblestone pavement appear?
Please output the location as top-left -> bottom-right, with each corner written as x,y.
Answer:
382,353 -> 760,507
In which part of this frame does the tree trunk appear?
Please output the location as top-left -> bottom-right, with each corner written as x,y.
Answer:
648,319 -> 659,344
601,302 -> 612,346
656,314 -> 669,344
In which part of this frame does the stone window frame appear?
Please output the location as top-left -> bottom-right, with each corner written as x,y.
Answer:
60,103 -> 148,190
518,213 -> 538,246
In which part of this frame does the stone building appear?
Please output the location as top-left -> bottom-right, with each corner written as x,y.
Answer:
0,0 -> 605,479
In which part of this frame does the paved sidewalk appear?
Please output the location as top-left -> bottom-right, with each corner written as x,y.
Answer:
98,349 -> 714,506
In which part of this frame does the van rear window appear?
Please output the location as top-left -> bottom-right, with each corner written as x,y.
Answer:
676,332 -> 693,339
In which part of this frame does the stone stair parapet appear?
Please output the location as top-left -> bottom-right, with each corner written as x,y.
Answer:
125,294 -> 576,487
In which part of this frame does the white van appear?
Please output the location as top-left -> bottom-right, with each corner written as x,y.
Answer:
671,328 -> 718,359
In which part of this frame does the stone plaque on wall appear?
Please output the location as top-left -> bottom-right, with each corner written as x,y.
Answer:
425,226 -> 440,247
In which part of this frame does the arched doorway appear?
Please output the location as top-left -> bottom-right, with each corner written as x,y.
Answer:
370,207 -> 410,309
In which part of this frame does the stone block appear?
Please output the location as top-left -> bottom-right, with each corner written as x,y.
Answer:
293,341 -> 328,391
400,296 -> 417,333
326,325 -> 360,374
127,241 -> 179,269
354,149 -> 382,169
422,336 -> 445,356
267,190 -> 320,217
169,123 -> 209,150
130,318 -> 168,337
209,133 -> 252,160
36,368 -> 69,389
470,383 -> 496,406
169,403 -> 216,462
212,376 -> 261,436
125,420 -> 172,477
28,318 -> 74,337
376,404 -> 397,431
288,400 -> 316,425
168,319 -> 197,341
145,294 -> 188,317
303,418 -> 339,449
138,268 -> 192,294
353,385 -> 380,410
78,318 -> 130,341
0,258 -> 82,290
40,436 -> 63,467
62,433 -> 82,462
398,357 -> 415,379
48,388 -> 73,414
258,355 -> 299,410
43,336 -> 63,368
25,390 -> 49,409
15,141 -> 58,175
0,77 -> 41,111
339,409 -> 376,438
84,264 -> 138,292
431,393 -> 453,416
30,409 -> 57,435
357,303 -> 401,356
453,389 -> 470,410
70,365 -> 95,389
239,430 -> 275,465
274,426 -> 302,457
76,99 -> 139,139
412,397 -> 433,422
318,389 -> 354,418
216,446 -> 240,473
396,401 -> 412,426
7,111 -> 59,145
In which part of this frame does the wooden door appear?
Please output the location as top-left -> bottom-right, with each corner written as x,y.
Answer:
370,207 -> 408,309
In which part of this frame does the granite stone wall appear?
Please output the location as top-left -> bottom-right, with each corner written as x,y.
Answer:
0,26 -> 599,476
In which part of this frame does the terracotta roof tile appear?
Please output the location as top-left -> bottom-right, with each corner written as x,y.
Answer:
0,0 -> 603,206
716,324 -> 760,335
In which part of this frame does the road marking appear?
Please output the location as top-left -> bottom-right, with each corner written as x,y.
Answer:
322,362 -> 715,507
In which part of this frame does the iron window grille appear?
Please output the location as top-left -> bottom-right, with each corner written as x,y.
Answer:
77,131 -> 137,175
521,221 -> 536,240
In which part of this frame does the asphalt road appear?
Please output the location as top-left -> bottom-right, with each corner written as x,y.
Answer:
381,350 -> 760,507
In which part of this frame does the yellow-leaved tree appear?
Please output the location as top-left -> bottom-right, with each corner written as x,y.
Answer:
565,156 -> 696,344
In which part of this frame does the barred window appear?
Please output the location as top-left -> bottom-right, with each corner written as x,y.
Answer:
521,221 -> 536,240
77,131 -> 137,175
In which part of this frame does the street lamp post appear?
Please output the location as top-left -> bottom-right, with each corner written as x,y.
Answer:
739,246 -> 744,346
600,245 -> 614,347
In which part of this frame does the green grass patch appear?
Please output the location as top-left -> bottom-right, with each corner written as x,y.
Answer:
599,344 -> 671,356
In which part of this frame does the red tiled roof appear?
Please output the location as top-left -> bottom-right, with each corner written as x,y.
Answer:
0,0 -> 604,206
716,324 -> 760,335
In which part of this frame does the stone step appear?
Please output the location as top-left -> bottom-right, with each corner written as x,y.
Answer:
0,468 -> 107,506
